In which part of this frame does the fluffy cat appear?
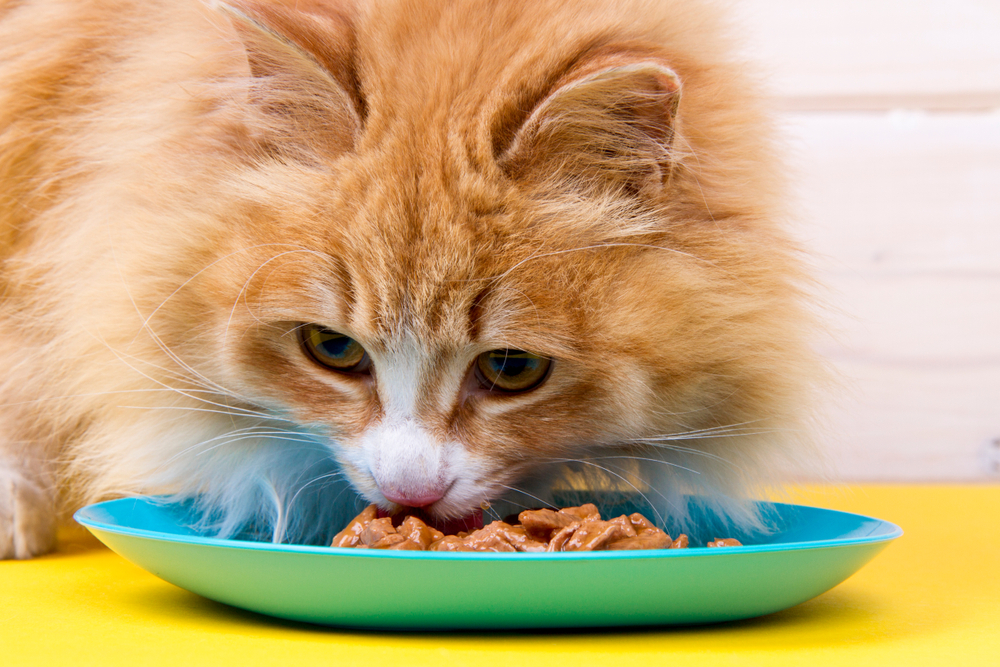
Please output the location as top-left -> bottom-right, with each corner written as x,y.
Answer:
0,0 -> 818,559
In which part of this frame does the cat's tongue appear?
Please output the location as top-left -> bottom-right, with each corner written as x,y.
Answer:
376,507 -> 484,534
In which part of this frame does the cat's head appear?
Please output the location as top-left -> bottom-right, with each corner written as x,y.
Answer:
161,0 -> 816,531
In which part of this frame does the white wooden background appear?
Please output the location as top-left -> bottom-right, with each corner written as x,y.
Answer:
733,0 -> 1000,480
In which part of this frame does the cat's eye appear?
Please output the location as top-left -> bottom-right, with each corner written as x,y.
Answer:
475,349 -> 552,393
300,324 -> 371,373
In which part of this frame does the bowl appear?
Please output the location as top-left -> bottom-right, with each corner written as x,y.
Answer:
75,495 -> 901,629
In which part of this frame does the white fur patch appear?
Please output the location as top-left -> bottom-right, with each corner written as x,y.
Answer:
374,338 -> 425,417
350,339 -> 487,513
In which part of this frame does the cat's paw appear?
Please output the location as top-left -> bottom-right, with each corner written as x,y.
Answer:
0,467 -> 56,559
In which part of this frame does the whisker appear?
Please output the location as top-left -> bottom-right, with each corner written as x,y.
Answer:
110,251 -> 244,400
140,327 -> 239,398
638,429 -> 780,442
139,243 -> 320,332
115,404 -> 293,422
641,419 -> 767,437
495,483 -> 552,509
0,387 -> 245,410
542,457 -> 665,526
192,434 -> 319,457
156,425 -> 312,464
476,498 -> 505,524
285,469 -> 348,516
98,340 -> 277,419
628,442 -> 739,470
224,248 -> 332,343
585,454 -> 701,476
155,432 -> 322,470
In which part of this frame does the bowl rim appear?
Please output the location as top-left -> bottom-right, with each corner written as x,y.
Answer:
74,495 -> 904,561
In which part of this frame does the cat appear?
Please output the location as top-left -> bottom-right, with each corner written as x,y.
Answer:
0,0 -> 820,559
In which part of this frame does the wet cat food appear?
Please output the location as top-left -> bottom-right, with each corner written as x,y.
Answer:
330,504 -> 743,552
706,538 -> 744,548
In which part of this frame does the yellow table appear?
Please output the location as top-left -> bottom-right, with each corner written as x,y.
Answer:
3,485 -> 998,666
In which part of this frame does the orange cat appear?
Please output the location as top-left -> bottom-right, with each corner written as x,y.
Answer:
0,0 -> 819,558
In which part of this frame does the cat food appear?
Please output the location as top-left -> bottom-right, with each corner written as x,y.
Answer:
706,538 -> 744,548
330,503 -> 742,552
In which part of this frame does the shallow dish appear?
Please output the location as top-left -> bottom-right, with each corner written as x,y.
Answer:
75,496 -> 901,629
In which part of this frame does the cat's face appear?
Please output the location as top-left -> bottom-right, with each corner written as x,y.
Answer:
201,144 -> 787,522
210,166 -> 680,519
171,0 -> 811,522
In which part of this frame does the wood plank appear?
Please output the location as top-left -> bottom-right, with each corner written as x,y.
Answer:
819,361 -> 1000,480
788,110 -> 1000,275
819,275 -> 1000,363
732,0 -> 1000,110
783,111 -> 1000,480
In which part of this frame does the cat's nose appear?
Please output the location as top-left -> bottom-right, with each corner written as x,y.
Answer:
361,417 -> 456,509
380,487 -> 446,508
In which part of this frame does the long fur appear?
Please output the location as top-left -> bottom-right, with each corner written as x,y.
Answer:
0,0 -> 822,555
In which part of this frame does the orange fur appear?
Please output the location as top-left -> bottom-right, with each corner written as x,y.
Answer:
0,0 -> 820,558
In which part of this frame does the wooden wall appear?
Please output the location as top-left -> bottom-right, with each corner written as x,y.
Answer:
732,0 -> 1000,480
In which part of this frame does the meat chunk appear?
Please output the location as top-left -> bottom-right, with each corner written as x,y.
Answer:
329,504 -> 740,552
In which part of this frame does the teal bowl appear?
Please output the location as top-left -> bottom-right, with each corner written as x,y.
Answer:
75,496 -> 901,630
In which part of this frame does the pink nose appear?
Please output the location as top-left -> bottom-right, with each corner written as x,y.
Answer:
381,488 -> 446,508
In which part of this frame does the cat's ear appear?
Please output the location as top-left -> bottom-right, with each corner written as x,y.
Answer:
499,53 -> 681,198
214,0 -> 362,158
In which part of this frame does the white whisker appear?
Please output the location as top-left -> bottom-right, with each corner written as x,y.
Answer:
140,243 -> 321,332
158,425 -> 311,462
542,458 -> 666,526
495,483 -> 552,510
94,334 -> 277,419
115,404 -> 293,422
284,470 -> 347,517
224,248 -> 332,343
586,454 -> 701,476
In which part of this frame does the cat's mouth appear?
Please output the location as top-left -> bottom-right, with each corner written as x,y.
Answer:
375,506 -> 484,534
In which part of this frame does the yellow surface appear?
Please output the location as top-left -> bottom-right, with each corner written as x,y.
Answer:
3,485 -> 998,666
